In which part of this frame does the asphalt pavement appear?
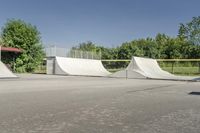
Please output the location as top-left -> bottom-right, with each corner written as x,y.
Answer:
0,74 -> 200,133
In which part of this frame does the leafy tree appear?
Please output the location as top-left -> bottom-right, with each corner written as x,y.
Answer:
164,38 -> 182,59
117,41 -> 144,59
0,37 -> 3,44
178,16 -> 200,45
1,19 -> 44,72
155,33 -> 170,58
72,41 -> 98,51
135,38 -> 157,58
100,47 -> 117,59
72,41 -> 102,57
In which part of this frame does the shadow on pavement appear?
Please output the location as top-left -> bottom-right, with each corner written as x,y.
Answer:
189,92 -> 200,95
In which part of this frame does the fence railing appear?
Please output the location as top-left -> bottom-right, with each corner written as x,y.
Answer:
45,46 -> 101,60
102,59 -> 200,62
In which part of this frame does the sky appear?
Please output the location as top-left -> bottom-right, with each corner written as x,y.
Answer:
0,0 -> 200,48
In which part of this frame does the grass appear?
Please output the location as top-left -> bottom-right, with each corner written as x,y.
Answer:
107,68 -> 124,73
107,67 -> 200,76
162,67 -> 200,76
33,66 -> 46,74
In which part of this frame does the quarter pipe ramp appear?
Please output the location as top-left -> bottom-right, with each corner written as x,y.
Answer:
0,61 -> 17,78
111,56 -> 199,81
47,56 -> 111,76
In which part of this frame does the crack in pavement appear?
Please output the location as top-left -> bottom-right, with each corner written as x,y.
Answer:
126,84 -> 178,93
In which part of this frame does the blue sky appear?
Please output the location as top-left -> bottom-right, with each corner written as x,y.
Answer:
0,0 -> 199,48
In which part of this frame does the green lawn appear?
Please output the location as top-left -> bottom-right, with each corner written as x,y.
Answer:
107,68 -> 124,73
162,67 -> 200,76
33,66 -> 46,74
108,67 -> 200,76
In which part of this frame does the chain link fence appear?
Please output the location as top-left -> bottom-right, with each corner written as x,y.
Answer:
45,46 -> 101,60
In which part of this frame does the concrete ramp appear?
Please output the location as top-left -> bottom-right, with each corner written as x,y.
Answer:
47,56 -> 111,76
111,56 -> 199,81
0,61 -> 17,78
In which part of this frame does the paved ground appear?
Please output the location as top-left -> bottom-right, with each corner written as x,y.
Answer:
0,74 -> 200,133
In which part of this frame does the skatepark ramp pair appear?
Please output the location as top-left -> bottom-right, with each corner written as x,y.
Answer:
47,56 -> 199,81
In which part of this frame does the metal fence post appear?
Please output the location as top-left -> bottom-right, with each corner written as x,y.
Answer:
171,61 -> 174,74
13,57 -> 15,72
0,46 -> 1,61
75,50 -> 77,58
87,52 -> 88,59
100,50 -> 102,60
198,62 -> 200,74
126,69 -> 128,79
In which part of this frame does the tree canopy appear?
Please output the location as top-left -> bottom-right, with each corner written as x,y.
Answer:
1,19 -> 44,72
74,17 -> 200,60
178,16 -> 200,45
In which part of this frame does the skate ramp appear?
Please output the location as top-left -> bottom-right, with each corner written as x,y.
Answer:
54,56 -> 111,76
111,56 -> 199,81
0,61 -> 17,78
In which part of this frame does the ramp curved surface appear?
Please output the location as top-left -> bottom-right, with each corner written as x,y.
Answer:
111,56 -> 199,81
0,61 -> 17,78
55,57 -> 111,76
132,57 -> 177,79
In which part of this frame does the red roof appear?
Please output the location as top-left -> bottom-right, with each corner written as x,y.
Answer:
0,46 -> 22,53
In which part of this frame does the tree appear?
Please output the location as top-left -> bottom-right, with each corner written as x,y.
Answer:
117,41 -> 144,59
0,37 -> 3,44
178,16 -> 200,45
164,38 -> 182,59
155,33 -> 170,58
1,19 -> 44,72
72,41 -> 98,51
